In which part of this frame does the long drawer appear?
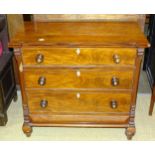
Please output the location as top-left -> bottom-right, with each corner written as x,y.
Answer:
24,67 -> 134,89
22,48 -> 136,66
26,90 -> 131,114
29,114 -> 129,125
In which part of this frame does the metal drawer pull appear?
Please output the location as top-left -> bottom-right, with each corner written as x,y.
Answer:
111,77 -> 119,86
110,100 -> 118,109
38,76 -> 46,86
76,70 -> 81,77
40,100 -> 48,108
36,54 -> 44,64
76,48 -> 80,55
113,54 -> 121,64
76,93 -> 80,99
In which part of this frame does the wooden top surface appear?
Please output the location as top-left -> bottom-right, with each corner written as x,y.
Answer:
9,21 -> 149,48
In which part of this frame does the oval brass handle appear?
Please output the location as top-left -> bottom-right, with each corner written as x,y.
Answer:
113,54 -> 120,64
40,100 -> 48,108
38,76 -> 46,86
36,54 -> 44,64
111,77 -> 119,86
110,100 -> 118,109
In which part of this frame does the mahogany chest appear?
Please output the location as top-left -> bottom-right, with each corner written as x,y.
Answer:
9,21 -> 148,139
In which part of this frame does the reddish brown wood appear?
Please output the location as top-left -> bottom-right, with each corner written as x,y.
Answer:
9,22 -> 149,48
125,127 -> 136,140
26,90 -> 131,114
29,114 -> 129,125
24,67 -> 134,89
124,49 -> 144,140
22,47 -> 137,66
22,123 -> 32,137
13,48 -> 31,131
9,21 -> 149,139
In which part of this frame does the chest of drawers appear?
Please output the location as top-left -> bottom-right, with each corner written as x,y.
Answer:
9,21 -> 148,139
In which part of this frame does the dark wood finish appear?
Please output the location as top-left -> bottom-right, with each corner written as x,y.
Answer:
9,21 -> 148,139
0,52 -> 17,125
0,15 -> 17,125
7,14 -> 24,86
0,14 -> 8,51
142,15 -> 155,116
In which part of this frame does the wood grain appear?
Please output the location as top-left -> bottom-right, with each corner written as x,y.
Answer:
22,47 -> 137,66
24,67 -> 134,89
10,21 -> 148,138
33,14 -> 146,31
9,22 -> 149,48
26,90 -> 131,114
33,14 -> 143,21
7,14 -> 24,40
29,113 -> 129,125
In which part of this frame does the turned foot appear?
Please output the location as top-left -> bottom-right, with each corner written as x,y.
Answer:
125,127 -> 136,140
22,123 -> 32,137
13,91 -> 18,102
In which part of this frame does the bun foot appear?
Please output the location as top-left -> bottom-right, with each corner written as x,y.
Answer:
125,127 -> 136,140
22,123 -> 32,137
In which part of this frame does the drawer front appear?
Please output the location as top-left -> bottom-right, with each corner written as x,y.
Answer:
29,114 -> 129,125
22,48 -> 136,66
24,68 -> 134,89
26,90 -> 131,114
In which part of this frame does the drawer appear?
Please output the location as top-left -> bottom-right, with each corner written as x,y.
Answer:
29,114 -> 129,125
24,68 -> 134,89
26,90 -> 131,114
22,48 -> 137,66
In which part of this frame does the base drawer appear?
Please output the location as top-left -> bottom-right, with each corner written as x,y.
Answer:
26,90 -> 131,114
29,113 -> 129,125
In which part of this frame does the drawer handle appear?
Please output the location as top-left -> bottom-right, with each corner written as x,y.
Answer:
113,54 -> 120,64
76,93 -> 80,99
76,48 -> 80,55
110,100 -> 118,109
76,70 -> 81,77
40,100 -> 48,108
38,76 -> 46,86
111,77 -> 119,86
36,54 -> 44,64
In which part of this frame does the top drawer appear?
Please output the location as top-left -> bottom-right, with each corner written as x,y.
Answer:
22,48 -> 137,66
